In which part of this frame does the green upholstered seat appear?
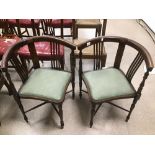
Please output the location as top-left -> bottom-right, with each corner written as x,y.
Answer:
83,68 -> 136,102
19,68 -> 71,103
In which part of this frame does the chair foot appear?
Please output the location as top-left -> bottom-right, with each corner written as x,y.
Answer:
60,121 -> 64,129
125,115 -> 130,122
90,121 -> 93,128
24,116 -> 29,123
79,92 -> 82,99
59,104 -> 64,129
72,90 -> 75,99
90,103 -> 96,128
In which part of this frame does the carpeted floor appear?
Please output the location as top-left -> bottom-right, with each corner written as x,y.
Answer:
0,19 -> 155,134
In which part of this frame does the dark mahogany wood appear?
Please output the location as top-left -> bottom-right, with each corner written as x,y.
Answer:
1,36 -> 76,129
78,36 -> 154,127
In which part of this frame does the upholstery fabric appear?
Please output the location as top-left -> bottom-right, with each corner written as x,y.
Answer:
19,68 -> 71,102
18,42 -> 64,59
83,68 -> 136,102
0,36 -> 20,56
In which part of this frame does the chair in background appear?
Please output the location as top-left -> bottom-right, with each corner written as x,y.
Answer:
73,19 -> 103,39
73,19 -> 107,59
1,36 -> 76,129
41,19 -> 75,38
78,36 -> 154,127
8,19 -> 41,38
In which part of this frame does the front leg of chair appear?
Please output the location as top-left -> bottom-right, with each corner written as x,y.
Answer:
14,94 -> 28,123
4,79 -> 12,95
126,96 -> 139,122
58,104 -> 64,129
90,103 -> 96,128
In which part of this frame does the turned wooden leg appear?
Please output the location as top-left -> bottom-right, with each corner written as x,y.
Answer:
13,94 -> 28,123
90,103 -> 96,128
126,97 -> 138,122
58,104 -> 64,129
79,71 -> 82,99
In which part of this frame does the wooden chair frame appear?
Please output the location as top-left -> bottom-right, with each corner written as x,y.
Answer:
78,36 -> 154,127
1,36 -> 76,129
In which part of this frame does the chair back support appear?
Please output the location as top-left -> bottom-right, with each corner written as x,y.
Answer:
1,36 -> 76,83
78,37 -> 107,71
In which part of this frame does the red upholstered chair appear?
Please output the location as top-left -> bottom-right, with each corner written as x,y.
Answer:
8,19 -> 41,38
42,19 -> 75,38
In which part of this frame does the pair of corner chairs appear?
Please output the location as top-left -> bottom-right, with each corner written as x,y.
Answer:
0,35 -> 154,129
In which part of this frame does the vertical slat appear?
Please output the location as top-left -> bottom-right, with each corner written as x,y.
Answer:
114,42 -> 125,69
31,19 -> 37,36
79,49 -> 83,98
60,19 -> 64,39
27,41 -> 40,69
16,19 -> 22,38
126,53 -> 144,82
10,55 -> 28,82
93,40 -> 106,70
102,19 -> 107,36
93,44 -> 96,70
95,43 -> 98,70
